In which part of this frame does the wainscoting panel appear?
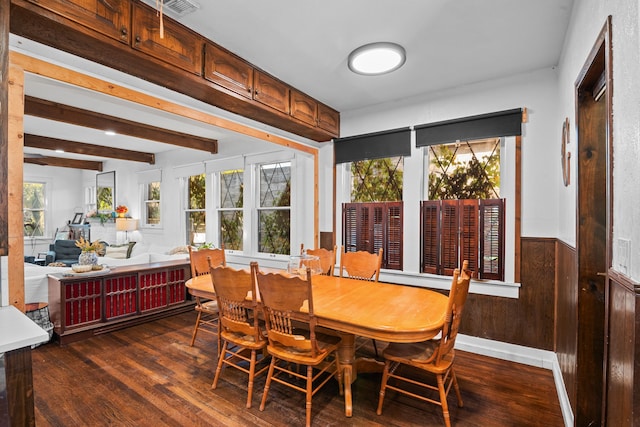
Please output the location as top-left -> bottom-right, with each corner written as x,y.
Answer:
460,237 -> 556,350
606,270 -> 640,426
555,240 -> 577,413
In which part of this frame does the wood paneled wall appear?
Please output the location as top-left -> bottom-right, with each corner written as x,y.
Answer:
0,0 -> 9,256
460,237 -> 556,350
606,270 -> 640,426
555,240 -> 577,411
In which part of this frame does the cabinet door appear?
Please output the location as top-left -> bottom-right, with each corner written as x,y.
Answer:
131,3 -> 203,75
203,43 -> 253,99
317,103 -> 340,136
29,0 -> 130,43
290,89 -> 318,126
254,70 -> 289,114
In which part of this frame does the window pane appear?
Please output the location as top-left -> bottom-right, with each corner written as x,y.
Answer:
351,157 -> 403,202
260,162 -> 290,208
428,138 -> 500,200
148,182 -> 160,201
220,170 -> 243,208
258,209 -> 290,254
23,183 -> 45,237
187,211 -> 206,245
146,201 -> 160,224
219,211 -> 243,250
188,174 -> 206,210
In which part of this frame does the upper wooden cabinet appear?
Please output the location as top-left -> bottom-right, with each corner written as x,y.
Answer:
204,43 -> 289,114
26,0 -> 131,43
318,103 -> 340,135
204,43 -> 253,99
131,2 -> 202,75
253,70 -> 289,114
290,89 -> 318,126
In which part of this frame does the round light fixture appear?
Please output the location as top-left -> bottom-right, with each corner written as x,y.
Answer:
348,42 -> 406,75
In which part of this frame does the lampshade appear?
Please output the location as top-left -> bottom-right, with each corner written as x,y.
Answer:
116,218 -> 138,232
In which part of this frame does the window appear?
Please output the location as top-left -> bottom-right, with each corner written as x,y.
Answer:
185,173 -> 206,246
342,157 -> 403,270
421,139 -> 505,280
143,181 -> 161,226
218,169 -> 243,250
258,162 -> 290,255
23,182 -> 46,238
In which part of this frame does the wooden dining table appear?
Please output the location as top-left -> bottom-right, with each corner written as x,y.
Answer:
185,271 -> 449,417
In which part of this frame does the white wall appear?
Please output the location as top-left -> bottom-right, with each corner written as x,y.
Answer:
556,0 -> 640,280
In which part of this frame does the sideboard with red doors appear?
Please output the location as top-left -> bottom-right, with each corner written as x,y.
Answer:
47,260 -> 193,344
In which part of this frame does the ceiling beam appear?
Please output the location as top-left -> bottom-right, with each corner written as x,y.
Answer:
24,96 -> 218,154
25,134 -> 155,164
24,156 -> 103,171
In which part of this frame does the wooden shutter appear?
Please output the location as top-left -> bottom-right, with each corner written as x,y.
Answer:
459,199 -> 479,277
440,200 -> 459,276
479,199 -> 505,281
343,202 -> 403,270
420,201 -> 440,274
385,202 -> 403,270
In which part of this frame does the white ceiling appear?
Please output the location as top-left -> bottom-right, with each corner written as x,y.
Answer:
14,0 -> 575,164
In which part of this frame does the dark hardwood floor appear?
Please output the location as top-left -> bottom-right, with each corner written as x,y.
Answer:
31,311 -> 564,426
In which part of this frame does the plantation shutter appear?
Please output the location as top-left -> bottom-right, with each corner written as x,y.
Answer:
420,201 -> 440,274
459,200 -> 479,278
480,199 -> 505,280
385,202 -> 403,270
440,200 -> 459,276
342,202 -> 403,270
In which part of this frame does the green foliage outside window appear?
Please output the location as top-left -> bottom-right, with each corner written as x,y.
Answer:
23,182 -> 45,237
187,174 -> 206,245
258,163 -> 290,254
220,170 -> 244,250
428,139 -> 500,200
351,157 -> 403,202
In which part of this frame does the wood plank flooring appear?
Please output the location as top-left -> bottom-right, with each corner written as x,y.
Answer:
31,311 -> 564,426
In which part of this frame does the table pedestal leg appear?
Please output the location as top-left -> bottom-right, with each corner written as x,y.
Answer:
337,332 -> 355,416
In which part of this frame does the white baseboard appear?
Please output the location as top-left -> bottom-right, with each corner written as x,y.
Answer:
456,334 -> 574,427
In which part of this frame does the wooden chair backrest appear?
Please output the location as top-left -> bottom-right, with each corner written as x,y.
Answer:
303,245 -> 337,276
254,264 -> 319,356
436,260 -> 471,363
209,262 -> 261,341
189,246 -> 225,277
339,247 -> 383,282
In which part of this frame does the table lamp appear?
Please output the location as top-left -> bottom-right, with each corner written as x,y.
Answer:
116,218 -> 138,243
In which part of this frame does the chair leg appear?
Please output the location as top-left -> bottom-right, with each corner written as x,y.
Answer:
437,373 -> 452,427
260,357 -> 277,411
376,360 -> 391,415
190,310 -> 203,346
305,365 -> 313,427
246,350 -> 257,409
211,340 -> 227,389
451,368 -> 464,407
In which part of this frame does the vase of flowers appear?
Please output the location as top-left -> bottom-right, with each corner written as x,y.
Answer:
75,237 -> 103,265
115,205 -> 128,218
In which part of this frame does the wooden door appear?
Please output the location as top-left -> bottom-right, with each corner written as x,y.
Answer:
253,70 -> 289,114
575,17 -> 612,426
26,0 -> 130,43
203,43 -> 254,99
131,2 -> 203,75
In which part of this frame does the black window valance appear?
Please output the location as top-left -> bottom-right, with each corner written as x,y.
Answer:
334,127 -> 411,164
415,108 -> 523,147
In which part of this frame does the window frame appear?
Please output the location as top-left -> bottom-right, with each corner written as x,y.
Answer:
255,160 -> 292,256
183,173 -> 207,246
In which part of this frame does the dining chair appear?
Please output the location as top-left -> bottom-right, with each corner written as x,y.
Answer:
255,264 -> 342,427
339,247 -> 383,282
300,243 -> 337,276
376,260 -> 472,427
339,246 -> 384,356
188,245 -> 225,347
209,261 -> 269,409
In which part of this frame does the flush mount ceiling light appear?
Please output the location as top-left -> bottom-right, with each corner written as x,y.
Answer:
348,42 -> 406,75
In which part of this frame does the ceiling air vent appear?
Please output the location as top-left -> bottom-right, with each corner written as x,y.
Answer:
142,0 -> 200,18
